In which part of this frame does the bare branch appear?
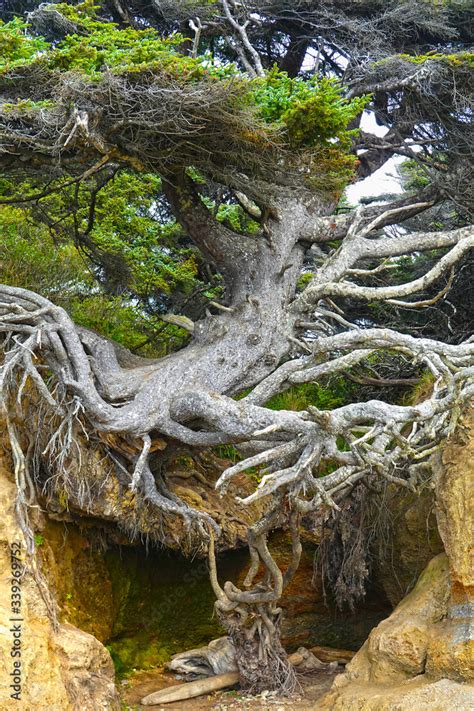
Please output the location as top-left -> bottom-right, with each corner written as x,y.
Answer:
300,234 -> 473,305
221,0 -> 265,77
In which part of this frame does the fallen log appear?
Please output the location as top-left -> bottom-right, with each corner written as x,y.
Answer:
140,671 -> 239,705
308,645 -> 355,665
141,648 -> 328,706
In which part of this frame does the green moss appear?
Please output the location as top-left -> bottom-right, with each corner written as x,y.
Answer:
399,51 -> 474,66
266,380 -> 353,412
104,545 -> 237,674
402,370 -> 435,405
401,553 -> 448,603
297,271 -> 314,291
41,517 -> 383,676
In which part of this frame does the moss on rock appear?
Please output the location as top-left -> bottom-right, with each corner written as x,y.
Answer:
104,545 -> 232,673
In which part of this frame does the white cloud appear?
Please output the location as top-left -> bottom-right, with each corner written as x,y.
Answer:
346,155 -> 405,204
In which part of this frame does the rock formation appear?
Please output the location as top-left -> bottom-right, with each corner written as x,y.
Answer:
0,438 -> 119,710
320,406 -> 474,710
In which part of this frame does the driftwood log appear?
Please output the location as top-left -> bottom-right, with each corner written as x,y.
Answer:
141,646 -> 354,705
141,671 -> 240,706
308,645 -> 354,665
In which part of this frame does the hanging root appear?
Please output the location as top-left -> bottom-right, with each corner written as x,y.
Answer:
2,406 -> 36,553
138,457 -> 221,539
314,483 -> 372,611
207,507 -> 301,696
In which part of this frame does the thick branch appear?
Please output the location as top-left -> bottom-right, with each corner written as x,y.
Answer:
162,170 -> 259,284
295,222 -> 473,312
301,235 -> 473,305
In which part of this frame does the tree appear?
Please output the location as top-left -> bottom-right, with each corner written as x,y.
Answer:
1,0 -> 473,694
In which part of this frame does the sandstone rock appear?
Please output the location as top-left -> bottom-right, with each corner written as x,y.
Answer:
342,554 -> 450,684
320,676 -> 474,710
426,611 -> 474,682
54,623 -> 119,710
318,554 -> 449,706
36,519 -> 116,643
0,440 -> 119,711
319,552 -> 473,708
435,406 -> 474,604
428,405 -> 474,684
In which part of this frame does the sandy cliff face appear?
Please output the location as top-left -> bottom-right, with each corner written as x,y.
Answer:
430,403 -> 474,683
0,439 -> 119,711
320,404 -> 474,710
319,555 -> 473,709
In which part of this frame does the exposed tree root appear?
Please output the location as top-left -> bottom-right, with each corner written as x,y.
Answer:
1,127 -> 473,694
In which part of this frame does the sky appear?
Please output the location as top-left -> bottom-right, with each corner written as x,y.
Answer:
345,111 -> 405,205
300,51 -> 407,207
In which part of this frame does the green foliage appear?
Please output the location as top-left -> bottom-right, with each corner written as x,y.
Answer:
1,98 -> 54,113
1,169 -> 201,304
34,533 -> 45,546
80,171 -> 199,297
398,159 -> 431,191
252,68 -> 369,149
0,4 -> 382,355
0,203 -> 188,355
0,17 -> 48,71
48,25 -> 200,79
398,50 -> 474,66
250,68 -> 369,193
0,205 -> 87,292
0,6 -> 236,81
0,10 -> 369,197
68,297 -> 161,352
213,443 -> 240,462
209,201 -> 259,234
